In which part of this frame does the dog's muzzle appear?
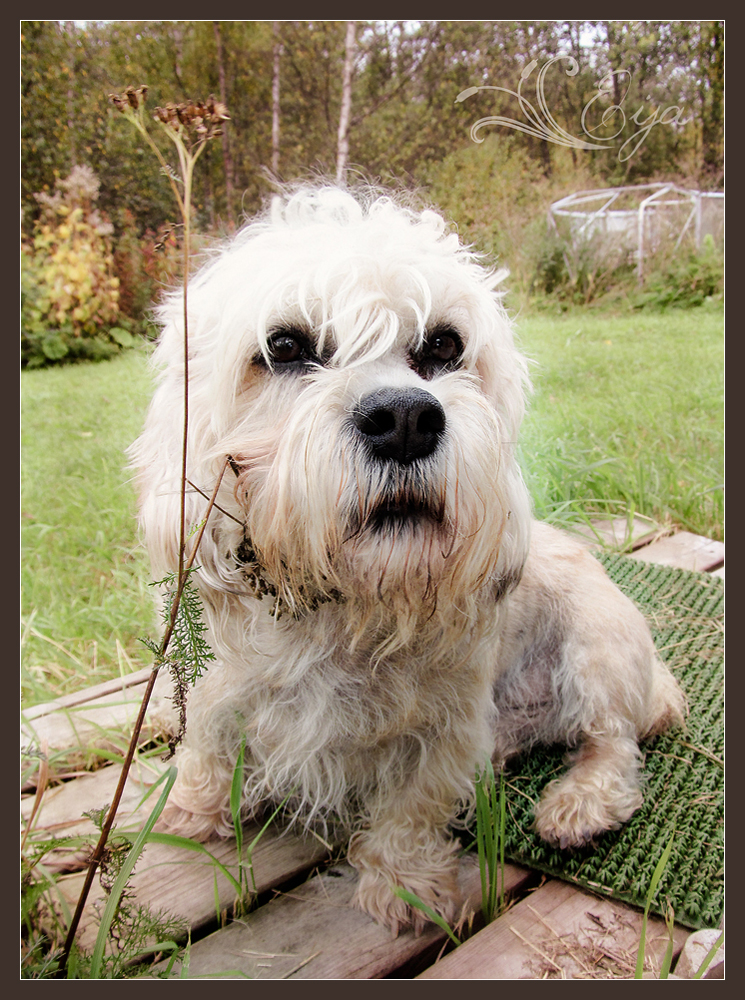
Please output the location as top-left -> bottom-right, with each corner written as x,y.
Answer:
352,387 -> 445,466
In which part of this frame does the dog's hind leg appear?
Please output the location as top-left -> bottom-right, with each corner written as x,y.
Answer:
532,731 -> 644,848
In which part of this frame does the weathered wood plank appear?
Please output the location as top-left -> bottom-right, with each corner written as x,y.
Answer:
26,758 -> 533,976
23,757 -> 331,954
55,821 -> 331,954
628,531 -> 724,572
22,668 -> 152,721
159,859 -> 535,980
418,878 -> 689,980
570,516 -> 662,552
21,756 -> 164,841
21,671 -> 173,783
22,697 -> 153,761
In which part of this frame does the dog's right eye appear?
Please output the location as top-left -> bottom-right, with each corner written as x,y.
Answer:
269,334 -> 305,363
261,330 -> 316,370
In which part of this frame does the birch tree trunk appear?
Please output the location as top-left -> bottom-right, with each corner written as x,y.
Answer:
336,21 -> 356,186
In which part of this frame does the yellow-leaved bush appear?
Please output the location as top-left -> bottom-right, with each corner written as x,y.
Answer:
22,166 -> 132,367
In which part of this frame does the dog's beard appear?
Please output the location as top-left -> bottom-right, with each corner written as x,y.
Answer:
343,461 -> 461,600
232,447 -> 516,658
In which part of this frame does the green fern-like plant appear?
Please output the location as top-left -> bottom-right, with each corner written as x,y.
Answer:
141,569 -> 215,683
140,568 -> 215,757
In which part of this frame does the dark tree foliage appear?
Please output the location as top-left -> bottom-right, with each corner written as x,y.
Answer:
21,20 -> 723,237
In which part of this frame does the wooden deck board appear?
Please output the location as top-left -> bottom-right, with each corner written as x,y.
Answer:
22,670 -> 173,786
53,823 -> 331,954
22,668 -> 153,722
628,530 -> 724,572
418,878 -> 689,980
163,860 -> 534,980
21,754 -> 164,843
570,515 -> 662,552
23,754 -> 330,954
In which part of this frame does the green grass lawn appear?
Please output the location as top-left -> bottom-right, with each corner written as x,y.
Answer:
515,305 -> 723,540
21,349 -> 157,705
21,305 -> 723,706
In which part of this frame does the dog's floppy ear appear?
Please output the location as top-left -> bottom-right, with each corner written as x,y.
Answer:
493,455 -> 532,601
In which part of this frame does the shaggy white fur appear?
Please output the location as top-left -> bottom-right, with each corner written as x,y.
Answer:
131,184 -> 685,935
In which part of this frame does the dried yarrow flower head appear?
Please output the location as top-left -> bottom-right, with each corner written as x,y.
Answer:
109,85 -> 148,113
153,97 -> 230,142
109,88 -> 229,145
108,86 -> 230,216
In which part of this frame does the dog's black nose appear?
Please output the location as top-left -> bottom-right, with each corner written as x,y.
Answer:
353,387 -> 446,465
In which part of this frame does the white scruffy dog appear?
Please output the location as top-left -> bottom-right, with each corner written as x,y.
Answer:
131,185 -> 685,934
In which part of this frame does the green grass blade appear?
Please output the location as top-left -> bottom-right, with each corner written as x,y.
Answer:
658,902 -> 675,979
245,792 -> 291,856
242,792 -> 294,899
130,940 -> 180,961
474,758 -> 504,925
487,764 -> 498,919
230,738 -> 246,862
139,831 -> 242,895
213,870 -> 221,924
474,774 -> 489,922
498,771 -> 506,916
693,929 -> 724,979
177,934 -> 192,979
89,766 -> 178,979
391,886 -> 460,946
634,830 -> 675,979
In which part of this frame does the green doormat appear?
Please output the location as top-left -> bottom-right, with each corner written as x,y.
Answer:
495,554 -> 723,930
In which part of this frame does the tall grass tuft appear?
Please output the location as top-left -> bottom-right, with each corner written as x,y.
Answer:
229,738 -> 294,915
475,759 -> 506,925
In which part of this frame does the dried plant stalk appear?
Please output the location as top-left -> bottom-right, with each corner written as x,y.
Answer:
58,86 -> 229,977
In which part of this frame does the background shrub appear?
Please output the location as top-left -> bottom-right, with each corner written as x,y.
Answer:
21,166 -> 130,368
632,235 -> 724,309
113,213 -> 181,338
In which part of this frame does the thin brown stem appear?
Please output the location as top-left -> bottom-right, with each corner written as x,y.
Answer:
177,211 -> 189,593
187,479 -> 242,525
58,459 -> 229,975
59,665 -> 160,971
60,93 -> 229,978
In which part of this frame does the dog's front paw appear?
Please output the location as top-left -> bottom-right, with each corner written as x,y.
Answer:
156,747 -> 237,842
354,864 -> 461,937
533,775 -> 642,849
349,830 -> 461,936
158,797 -> 234,842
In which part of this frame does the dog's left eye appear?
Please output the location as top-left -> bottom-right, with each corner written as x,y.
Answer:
410,328 -> 463,378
